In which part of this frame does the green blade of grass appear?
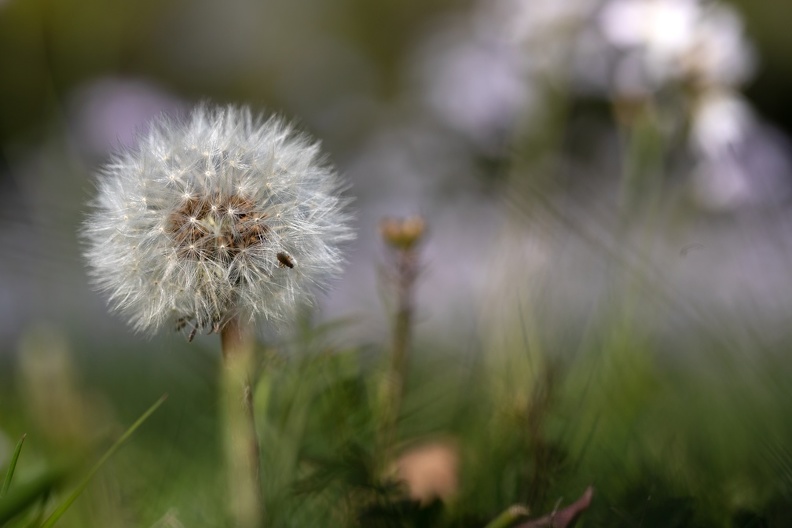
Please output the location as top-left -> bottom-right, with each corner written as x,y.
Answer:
1,434 -> 27,499
39,393 -> 168,528
0,469 -> 64,525
484,505 -> 530,528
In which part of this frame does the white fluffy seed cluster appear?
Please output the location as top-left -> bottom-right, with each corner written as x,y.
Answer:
83,104 -> 354,336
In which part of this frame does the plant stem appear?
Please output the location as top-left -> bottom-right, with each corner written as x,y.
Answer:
221,317 -> 263,527
381,245 -> 419,463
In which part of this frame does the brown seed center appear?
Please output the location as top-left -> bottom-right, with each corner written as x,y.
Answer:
166,193 -> 270,263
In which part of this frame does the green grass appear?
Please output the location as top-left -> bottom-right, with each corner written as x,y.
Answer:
3,273 -> 792,528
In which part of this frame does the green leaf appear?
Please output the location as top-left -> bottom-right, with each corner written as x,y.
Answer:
38,394 -> 168,528
1,434 -> 27,500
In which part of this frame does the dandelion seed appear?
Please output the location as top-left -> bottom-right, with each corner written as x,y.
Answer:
82,103 -> 354,336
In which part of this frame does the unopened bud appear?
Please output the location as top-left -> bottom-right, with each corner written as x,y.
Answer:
380,216 -> 426,250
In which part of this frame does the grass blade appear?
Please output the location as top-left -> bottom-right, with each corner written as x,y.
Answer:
484,505 -> 530,528
1,434 -> 27,499
0,470 -> 63,525
39,393 -> 168,528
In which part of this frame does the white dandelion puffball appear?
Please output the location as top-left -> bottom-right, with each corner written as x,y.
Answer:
83,104 -> 354,336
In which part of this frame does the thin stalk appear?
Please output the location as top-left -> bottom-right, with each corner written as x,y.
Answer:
221,316 -> 263,528
381,246 -> 419,463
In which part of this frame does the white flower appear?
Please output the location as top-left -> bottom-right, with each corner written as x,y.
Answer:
599,0 -> 755,94
495,0 -> 596,46
681,3 -> 755,88
416,28 -> 529,149
600,0 -> 699,58
82,104 -> 354,336
690,89 -> 752,159
689,90 -> 792,210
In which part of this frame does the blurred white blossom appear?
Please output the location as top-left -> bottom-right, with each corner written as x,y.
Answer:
412,0 -> 597,150
82,104 -> 353,336
600,0 -> 699,55
594,0 -> 782,210
489,0 -> 598,67
599,0 -> 755,94
691,92 -> 792,210
414,25 -> 529,149
690,90 -> 752,159
682,3 -> 755,88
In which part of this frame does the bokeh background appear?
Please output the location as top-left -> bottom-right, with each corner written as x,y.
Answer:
3,0 -> 792,526
2,0 -> 792,346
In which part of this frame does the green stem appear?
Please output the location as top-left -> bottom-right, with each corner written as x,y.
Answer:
381,247 -> 418,466
221,317 -> 263,527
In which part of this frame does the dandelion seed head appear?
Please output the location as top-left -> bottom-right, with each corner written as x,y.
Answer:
83,103 -> 354,335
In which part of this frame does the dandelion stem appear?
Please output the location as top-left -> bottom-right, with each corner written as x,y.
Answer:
221,317 -> 263,528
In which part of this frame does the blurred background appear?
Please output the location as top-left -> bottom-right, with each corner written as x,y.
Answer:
2,0 -> 792,526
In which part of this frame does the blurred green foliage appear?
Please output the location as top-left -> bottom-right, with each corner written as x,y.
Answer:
3,305 -> 792,526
